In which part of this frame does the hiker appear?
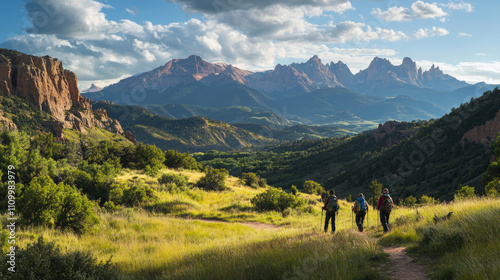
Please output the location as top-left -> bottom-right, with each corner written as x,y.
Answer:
376,188 -> 394,233
322,190 -> 339,233
352,193 -> 368,232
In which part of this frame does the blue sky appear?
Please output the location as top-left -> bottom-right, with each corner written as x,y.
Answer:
1,0 -> 499,90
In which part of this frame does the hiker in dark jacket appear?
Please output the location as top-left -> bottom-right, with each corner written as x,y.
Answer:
376,188 -> 394,233
352,193 -> 368,232
322,190 -> 338,233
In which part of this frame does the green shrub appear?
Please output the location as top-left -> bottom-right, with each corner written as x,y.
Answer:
143,164 -> 159,177
164,150 -> 201,170
196,167 -> 229,191
485,179 -> 500,197
290,185 -> 299,195
102,200 -> 120,213
158,173 -> 189,188
258,177 -> 267,188
110,183 -> 156,207
251,188 -> 305,212
404,195 -> 417,207
419,195 -> 438,205
302,180 -> 324,195
19,176 -> 63,226
239,172 -> 266,188
134,143 -> 165,171
19,176 -> 99,233
56,187 -> 99,234
454,185 -> 476,201
0,236 -> 118,279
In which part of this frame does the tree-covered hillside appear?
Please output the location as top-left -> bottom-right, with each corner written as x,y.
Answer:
196,88 -> 500,201
92,101 -> 278,152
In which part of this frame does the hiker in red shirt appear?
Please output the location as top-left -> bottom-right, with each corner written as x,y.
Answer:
322,190 -> 339,233
376,188 -> 394,233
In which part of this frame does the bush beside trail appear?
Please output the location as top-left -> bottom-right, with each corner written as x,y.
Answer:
0,237 -> 118,280
251,188 -> 306,212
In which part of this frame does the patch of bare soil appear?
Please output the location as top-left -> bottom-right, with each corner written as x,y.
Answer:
382,247 -> 429,280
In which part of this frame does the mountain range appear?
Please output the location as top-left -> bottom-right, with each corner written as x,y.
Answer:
2,48 -> 500,200
84,55 -> 497,129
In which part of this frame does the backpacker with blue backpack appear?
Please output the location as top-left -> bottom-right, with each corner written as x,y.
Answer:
355,197 -> 368,213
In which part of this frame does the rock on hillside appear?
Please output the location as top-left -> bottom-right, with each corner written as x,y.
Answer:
0,48 -> 126,138
462,109 -> 500,147
0,110 -> 17,131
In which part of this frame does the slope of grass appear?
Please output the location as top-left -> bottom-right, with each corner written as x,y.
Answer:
6,164 -> 498,280
378,198 -> 500,280
5,167 -> 386,279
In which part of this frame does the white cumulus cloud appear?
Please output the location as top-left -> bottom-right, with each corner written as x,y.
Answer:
414,27 -> 450,39
441,2 -> 473,12
372,1 -> 448,22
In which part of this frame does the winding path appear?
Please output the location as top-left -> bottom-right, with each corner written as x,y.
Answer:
383,246 -> 429,280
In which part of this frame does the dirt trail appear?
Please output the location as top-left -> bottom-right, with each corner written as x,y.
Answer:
383,247 -> 429,280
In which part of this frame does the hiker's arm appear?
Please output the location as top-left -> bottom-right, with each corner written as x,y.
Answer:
323,198 -> 329,210
376,196 -> 382,210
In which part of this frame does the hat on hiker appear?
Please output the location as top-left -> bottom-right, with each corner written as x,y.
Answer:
359,193 -> 364,198
329,190 -> 335,195
383,188 -> 389,194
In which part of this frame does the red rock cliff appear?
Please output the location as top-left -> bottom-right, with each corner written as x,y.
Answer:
0,49 -> 125,137
462,109 -> 500,147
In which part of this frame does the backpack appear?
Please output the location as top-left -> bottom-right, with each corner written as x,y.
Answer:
356,199 -> 367,212
381,195 -> 392,212
327,195 -> 339,213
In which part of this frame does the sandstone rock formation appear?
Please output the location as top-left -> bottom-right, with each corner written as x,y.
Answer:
0,49 -> 131,139
0,110 -> 17,131
462,109 -> 500,147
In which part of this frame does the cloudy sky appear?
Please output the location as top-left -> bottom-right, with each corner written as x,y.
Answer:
1,0 -> 499,90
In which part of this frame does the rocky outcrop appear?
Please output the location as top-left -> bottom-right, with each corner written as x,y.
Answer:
462,109 -> 500,147
124,131 -> 137,144
372,121 -> 420,148
0,110 -> 17,131
0,49 -> 131,140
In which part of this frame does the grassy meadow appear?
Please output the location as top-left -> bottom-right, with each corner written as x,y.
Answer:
4,166 -> 499,279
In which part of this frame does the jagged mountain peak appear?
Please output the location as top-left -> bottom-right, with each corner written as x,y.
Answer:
307,55 -> 322,64
82,83 -> 103,93
368,57 -> 393,68
401,57 -> 417,71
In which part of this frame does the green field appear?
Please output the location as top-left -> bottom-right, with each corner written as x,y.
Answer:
3,166 -> 499,279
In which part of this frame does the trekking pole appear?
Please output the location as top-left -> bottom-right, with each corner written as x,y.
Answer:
377,209 -> 379,230
320,209 -> 323,232
351,210 -> 353,229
